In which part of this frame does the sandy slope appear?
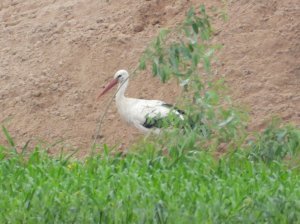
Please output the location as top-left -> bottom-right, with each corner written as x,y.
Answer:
0,0 -> 299,154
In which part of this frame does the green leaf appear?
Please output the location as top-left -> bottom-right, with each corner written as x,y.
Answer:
155,36 -> 161,49
203,55 -> 211,72
139,57 -> 146,70
159,55 -> 164,64
180,45 -> 192,59
192,23 -> 199,34
161,65 -> 171,83
169,45 -> 180,71
2,126 -> 15,149
192,53 -> 200,67
201,29 -> 210,41
199,4 -> 206,15
205,91 -> 219,105
188,43 -> 194,52
152,61 -> 159,76
158,28 -> 170,40
21,140 -> 31,155
169,55 -> 178,71
187,7 -> 195,19
205,48 -> 215,58
183,26 -> 191,37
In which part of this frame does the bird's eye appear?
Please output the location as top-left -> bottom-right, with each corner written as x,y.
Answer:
117,74 -> 122,79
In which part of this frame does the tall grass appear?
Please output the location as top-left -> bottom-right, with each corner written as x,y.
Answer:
1,144 -> 300,223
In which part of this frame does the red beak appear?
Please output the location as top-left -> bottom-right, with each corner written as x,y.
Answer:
98,78 -> 118,99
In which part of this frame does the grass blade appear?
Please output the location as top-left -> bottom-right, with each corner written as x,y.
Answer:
1,125 -> 17,153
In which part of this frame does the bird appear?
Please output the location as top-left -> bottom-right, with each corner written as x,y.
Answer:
98,70 -> 185,134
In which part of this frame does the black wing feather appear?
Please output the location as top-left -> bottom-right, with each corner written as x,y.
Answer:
142,103 -> 185,129
162,103 -> 185,115
143,117 -> 165,129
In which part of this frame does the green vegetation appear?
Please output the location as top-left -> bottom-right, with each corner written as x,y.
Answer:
1,134 -> 300,223
139,6 -> 248,155
1,5 -> 300,223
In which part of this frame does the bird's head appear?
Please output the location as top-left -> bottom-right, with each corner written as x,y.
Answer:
98,70 -> 129,98
114,70 -> 129,83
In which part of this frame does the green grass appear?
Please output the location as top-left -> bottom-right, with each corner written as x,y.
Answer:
1,142 -> 300,223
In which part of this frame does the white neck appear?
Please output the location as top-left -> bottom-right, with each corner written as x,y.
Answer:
116,78 -> 129,103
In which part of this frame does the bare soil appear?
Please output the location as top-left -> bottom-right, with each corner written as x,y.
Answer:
0,0 -> 299,155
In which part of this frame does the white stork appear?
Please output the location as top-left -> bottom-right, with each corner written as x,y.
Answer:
98,70 -> 184,134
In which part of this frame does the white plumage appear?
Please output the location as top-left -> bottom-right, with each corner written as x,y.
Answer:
99,70 -> 184,134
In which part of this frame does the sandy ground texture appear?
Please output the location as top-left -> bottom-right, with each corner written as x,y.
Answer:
0,0 -> 299,155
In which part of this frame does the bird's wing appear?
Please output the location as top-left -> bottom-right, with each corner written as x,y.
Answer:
128,99 -> 184,129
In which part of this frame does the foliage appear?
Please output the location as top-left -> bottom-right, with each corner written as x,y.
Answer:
1,140 -> 300,223
248,119 -> 300,163
139,6 -> 247,152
